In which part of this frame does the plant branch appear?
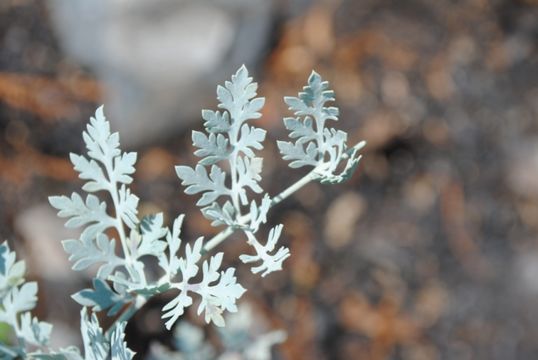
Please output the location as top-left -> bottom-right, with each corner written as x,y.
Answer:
104,295 -> 145,339
202,139 -> 365,254
202,167 -> 318,253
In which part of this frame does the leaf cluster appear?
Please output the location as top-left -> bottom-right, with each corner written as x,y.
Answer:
177,66 -> 291,277
0,65 -> 364,359
278,71 -> 365,184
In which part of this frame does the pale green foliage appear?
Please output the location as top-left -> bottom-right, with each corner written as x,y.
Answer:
49,107 -> 245,332
0,242 -> 52,358
80,308 -> 109,360
79,308 -> 134,360
110,322 -> 134,360
149,303 -> 285,360
0,242 -> 133,360
278,71 -> 365,184
176,66 -> 290,277
157,217 -> 245,330
72,279 -> 128,316
1,65 -> 363,359
239,224 -> 288,277
0,242 -> 26,298
177,67 -> 364,279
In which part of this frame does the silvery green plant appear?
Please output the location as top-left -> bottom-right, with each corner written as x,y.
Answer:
0,242 -> 133,359
0,66 -> 364,359
149,303 -> 286,360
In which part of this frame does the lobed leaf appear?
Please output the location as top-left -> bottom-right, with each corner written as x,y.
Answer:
112,152 -> 137,185
136,213 -> 168,258
279,71 -> 363,183
277,140 -> 318,168
216,65 -> 264,124
201,109 -> 231,133
117,185 -> 139,230
19,312 -> 53,347
239,225 -> 290,277
62,234 -> 121,279
158,215 -> 185,279
192,131 -> 230,166
283,116 -> 316,140
248,194 -> 271,233
196,254 -> 245,327
236,156 -> 263,204
162,290 -> 193,331
236,124 -> 266,158
176,164 -> 229,207
72,279 -> 129,317
160,236 -> 245,330
201,201 -> 236,227
69,154 -> 108,193
0,242 -> 26,298
49,193 -> 114,241
110,322 -> 135,360
2,281 -> 38,315
80,308 -> 109,360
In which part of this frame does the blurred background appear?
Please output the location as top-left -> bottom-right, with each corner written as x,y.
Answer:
1,0 -> 538,359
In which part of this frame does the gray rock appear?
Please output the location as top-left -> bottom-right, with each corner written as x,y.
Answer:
48,0 -> 273,147
13,203 -> 75,281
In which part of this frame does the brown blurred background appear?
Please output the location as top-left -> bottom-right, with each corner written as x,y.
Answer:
1,0 -> 538,359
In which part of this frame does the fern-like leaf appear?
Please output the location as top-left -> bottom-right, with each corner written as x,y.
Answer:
176,65 -> 289,278
72,279 -> 129,316
158,232 -> 245,330
0,242 -> 53,355
110,322 -> 135,360
277,71 -> 365,183
239,225 -> 290,277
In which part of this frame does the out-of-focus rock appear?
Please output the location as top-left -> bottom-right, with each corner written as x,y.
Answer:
324,192 -> 366,249
514,250 -> 538,295
381,71 -> 409,107
413,282 -> 448,327
48,0 -> 274,147
13,203 -> 75,281
506,139 -> 538,198
404,175 -> 437,214
358,110 -> 406,150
